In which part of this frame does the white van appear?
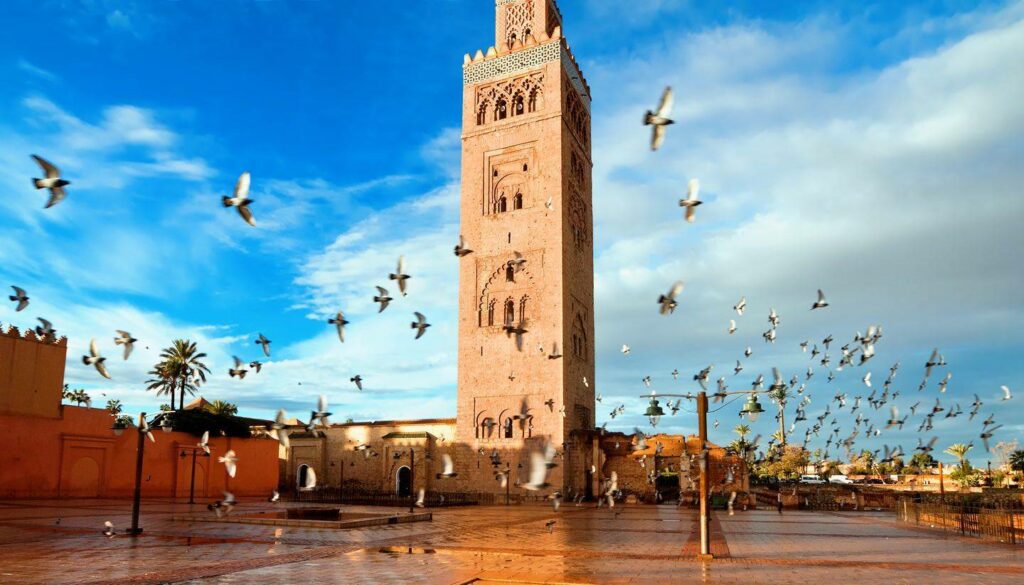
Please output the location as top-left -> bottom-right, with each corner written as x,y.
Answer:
828,475 -> 854,484
799,474 -> 825,484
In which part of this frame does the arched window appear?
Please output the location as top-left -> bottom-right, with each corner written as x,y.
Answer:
504,299 -> 515,326
504,418 -> 514,438
505,265 -> 515,283
477,101 -> 489,126
497,195 -> 507,213
528,88 -> 541,113
496,98 -> 508,121
519,296 -> 528,322
513,94 -> 525,116
513,192 -> 523,210
487,299 -> 496,326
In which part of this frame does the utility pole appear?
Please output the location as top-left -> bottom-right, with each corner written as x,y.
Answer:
408,449 -> 415,513
505,462 -> 511,505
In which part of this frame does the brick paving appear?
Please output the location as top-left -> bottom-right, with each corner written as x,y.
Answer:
0,498 -> 1020,584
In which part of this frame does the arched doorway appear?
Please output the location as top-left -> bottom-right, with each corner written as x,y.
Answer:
656,474 -> 680,503
297,464 -> 317,491
396,466 -> 411,497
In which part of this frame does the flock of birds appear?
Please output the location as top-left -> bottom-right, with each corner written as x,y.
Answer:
5,80 -> 1017,536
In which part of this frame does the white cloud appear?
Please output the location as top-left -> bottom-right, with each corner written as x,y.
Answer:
16,59 -> 57,81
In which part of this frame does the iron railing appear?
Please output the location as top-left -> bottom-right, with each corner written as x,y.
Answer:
897,498 -> 1022,545
291,487 -> 551,507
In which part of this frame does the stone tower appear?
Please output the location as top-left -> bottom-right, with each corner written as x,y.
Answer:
455,0 -> 595,493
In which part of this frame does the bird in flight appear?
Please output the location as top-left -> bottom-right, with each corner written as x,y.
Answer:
228,356 -> 248,379
328,311 -> 350,342
658,281 -> 684,315
255,333 -> 271,357
219,450 -> 238,478
31,155 -> 70,208
8,286 -> 29,312
114,330 -> 137,360
411,312 -> 431,339
678,179 -> 702,222
643,86 -> 674,151
389,256 -> 411,296
811,289 -> 829,310
34,318 -> 56,339
454,235 -> 472,257
350,375 -> 363,390
373,287 -> 392,313
222,172 -> 255,226
82,339 -> 111,379
436,453 -> 457,479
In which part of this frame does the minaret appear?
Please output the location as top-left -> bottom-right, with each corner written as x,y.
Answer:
455,0 -> 595,493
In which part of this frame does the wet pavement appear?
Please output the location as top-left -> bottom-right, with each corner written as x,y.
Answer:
0,498 -> 1020,584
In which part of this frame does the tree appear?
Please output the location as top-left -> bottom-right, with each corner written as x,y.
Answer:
757,445 -> 810,481
205,400 -> 237,417
153,340 -> 210,410
105,400 -> 123,415
733,424 -> 751,440
66,389 -> 91,407
1009,450 -> 1024,481
907,452 -> 937,474
849,450 -> 875,475
945,443 -> 973,469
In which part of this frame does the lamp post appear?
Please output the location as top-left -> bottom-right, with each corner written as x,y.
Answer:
179,447 -> 209,505
640,387 -> 772,560
128,412 -> 147,536
408,448 -> 415,513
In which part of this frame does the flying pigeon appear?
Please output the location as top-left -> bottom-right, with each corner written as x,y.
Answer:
511,251 -> 527,272
658,281 -> 684,315
548,342 -> 563,359
728,320 -> 736,335
643,86 -> 674,151
228,356 -> 247,379
222,172 -> 255,226
270,411 -> 289,448
219,450 -> 238,478
1001,385 -> 1012,401
113,330 -> 136,360
678,179 -> 702,222
389,256 -> 411,296
621,344 -> 631,355
436,453 -> 457,478
31,155 -> 70,208
82,339 -> 111,379
34,317 -> 56,339
198,430 -> 210,454
454,235 -> 472,257
269,490 -> 280,503
811,289 -> 828,310
255,333 -> 271,357
249,360 -> 263,373
350,375 -> 363,390
411,312 -> 431,339
734,297 -> 746,316
328,311 -> 350,341
8,286 -> 29,312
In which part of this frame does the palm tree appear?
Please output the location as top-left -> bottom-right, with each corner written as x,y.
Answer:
145,365 -> 176,405
733,424 -> 751,440
206,400 -> 238,417
945,443 -> 973,469
156,340 -> 211,410
1008,449 -> 1024,479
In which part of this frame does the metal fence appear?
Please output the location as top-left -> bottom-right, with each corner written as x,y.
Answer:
897,498 -> 1022,545
292,487 -> 551,507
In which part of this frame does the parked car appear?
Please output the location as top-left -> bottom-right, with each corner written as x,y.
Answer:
799,474 -> 825,484
828,475 -> 855,484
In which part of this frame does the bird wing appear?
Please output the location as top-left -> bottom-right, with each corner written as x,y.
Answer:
32,154 -> 59,178
817,289 -> 826,302
415,312 -> 426,325
527,451 -> 548,487
668,281 -> 684,298
115,330 -> 130,339
686,178 -> 699,202
318,394 -> 328,414
233,355 -> 243,368
200,430 -> 209,445
375,286 -> 387,296
89,338 -> 100,357
651,125 -> 666,150
442,453 -> 454,474
236,204 -> 256,227
122,341 -> 133,361
234,172 -> 251,198
12,285 -> 26,298
685,204 -> 696,223
397,255 -> 405,275
656,86 -> 673,117
95,361 -> 111,379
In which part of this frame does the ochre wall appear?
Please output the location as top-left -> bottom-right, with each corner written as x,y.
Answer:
0,405 -> 279,499
0,327 -> 66,418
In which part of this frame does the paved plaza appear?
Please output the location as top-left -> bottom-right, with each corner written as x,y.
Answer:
0,498 -> 1021,584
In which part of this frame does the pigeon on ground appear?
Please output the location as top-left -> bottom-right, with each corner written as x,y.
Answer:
389,256 -> 411,296
102,521 -> 116,537
811,289 -> 829,310
411,312 -> 431,339
31,155 -> 69,208
643,86 -> 674,151
219,450 -> 238,478
454,235 -> 472,257
114,330 -> 136,360
658,281 -> 684,315
8,286 -> 29,311
350,375 -> 363,390
268,490 -> 279,503
222,172 -> 255,226
255,334 -> 271,357
82,339 -> 111,379
678,179 -> 702,222
328,311 -> 350,342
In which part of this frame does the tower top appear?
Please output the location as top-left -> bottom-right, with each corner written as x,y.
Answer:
495,0 -> 563,51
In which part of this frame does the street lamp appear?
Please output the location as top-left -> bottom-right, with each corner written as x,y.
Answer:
112,411 -> 148,536
740,395 -> 764,422
644,397 -> 665,428
179,447 -> 210,505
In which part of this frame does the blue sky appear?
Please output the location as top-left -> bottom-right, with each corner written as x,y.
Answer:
1,0 -> 1021,467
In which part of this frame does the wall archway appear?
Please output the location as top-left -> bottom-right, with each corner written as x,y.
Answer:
396,466 -> 412,497
68,457 -> 101,497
